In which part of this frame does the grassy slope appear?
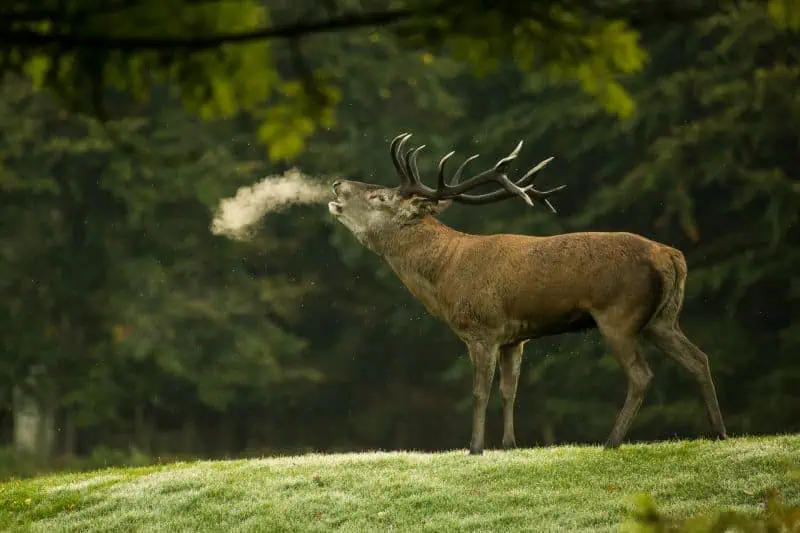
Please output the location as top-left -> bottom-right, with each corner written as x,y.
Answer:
1,435 -> 798,533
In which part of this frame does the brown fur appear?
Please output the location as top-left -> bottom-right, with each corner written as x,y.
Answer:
329,179 -> 727,454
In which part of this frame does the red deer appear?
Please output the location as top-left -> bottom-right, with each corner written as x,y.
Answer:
328,132 -> 728,455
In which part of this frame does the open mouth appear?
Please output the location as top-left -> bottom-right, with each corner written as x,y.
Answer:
328,182 -> 344,215
328,201 -> 343,216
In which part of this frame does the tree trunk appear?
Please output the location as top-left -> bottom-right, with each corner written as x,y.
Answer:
12,384 -> 56,460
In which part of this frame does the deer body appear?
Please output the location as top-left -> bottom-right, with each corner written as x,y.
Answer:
379,218 -> 671,343
329,133 -> 727,454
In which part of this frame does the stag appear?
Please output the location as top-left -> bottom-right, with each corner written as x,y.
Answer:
328,132 -> 727,455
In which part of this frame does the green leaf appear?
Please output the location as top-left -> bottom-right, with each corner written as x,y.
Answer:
768,0 -> 800,29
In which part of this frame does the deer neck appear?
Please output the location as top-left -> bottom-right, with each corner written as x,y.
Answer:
373,217 -> 463,316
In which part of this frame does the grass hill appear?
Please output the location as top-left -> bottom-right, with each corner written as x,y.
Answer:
1,435 -> 798,532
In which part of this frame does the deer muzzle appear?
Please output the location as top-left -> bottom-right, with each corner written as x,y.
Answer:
329,180 -> 344,216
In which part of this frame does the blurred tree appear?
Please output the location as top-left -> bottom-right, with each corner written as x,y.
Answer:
4,0 -> 738,160
0,78 -> 318,457
1,0 -> 798,464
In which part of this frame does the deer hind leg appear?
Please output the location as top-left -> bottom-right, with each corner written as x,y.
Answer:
596,317 -> 653,449
644,322 -> 728,440
466,342 -> 499,455
498,342 -> 524,450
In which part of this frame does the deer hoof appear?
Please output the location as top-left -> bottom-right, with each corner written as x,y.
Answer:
603,439 -> 621,450
469,447 -> 484,456
502,440 -> 517,450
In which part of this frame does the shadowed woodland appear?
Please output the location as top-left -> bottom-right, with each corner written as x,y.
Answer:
0,0 -> 798,477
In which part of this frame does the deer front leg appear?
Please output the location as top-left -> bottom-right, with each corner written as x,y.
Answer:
498,343 -> 524,449
467,342 -> 499,455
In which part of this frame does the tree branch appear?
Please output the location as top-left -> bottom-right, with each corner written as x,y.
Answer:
589,0 -> 742,28
1,0 -> 243,23
1,9 -> 415,51
1,0 -> 141,23
1,2 -> 746,54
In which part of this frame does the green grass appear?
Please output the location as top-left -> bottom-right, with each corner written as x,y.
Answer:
1,435 -> 798,532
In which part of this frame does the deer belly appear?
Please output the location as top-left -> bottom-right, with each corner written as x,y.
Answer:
512,309 -> 598,341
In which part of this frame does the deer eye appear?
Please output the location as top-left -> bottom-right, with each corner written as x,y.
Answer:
369,192 -> 387,202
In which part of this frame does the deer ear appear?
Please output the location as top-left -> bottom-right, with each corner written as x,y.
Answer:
408,196 -> 452,216
433,199 -> 453,214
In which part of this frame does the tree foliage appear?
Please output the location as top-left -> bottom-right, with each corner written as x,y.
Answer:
0,0 -> 798,464
620,490 -> 800,533
0,77 -> 318,452
0,0 -> 740,161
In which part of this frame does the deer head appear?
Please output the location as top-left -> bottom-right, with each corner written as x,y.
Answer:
329,132 -> 566,249
327,180 -> 452,248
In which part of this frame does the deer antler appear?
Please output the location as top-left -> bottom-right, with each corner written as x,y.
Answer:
389,133 -> 413,187
390,133 -> 566,213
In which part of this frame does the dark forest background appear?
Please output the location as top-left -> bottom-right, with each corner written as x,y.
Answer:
0,0 -> 798,478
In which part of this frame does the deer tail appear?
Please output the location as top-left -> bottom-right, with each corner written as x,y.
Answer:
647,247 -> 687,329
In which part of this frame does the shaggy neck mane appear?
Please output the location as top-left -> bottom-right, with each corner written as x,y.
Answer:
375,217 -> 465,289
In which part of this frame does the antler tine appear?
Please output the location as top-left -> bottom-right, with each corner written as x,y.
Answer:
452,187 -> 566,210
450,154 -> 480,186
451,141 -> 522,188
437,151 -> 456,189
494,140 -> 524,171
401,146 -> 416,186
387,132 -> 438,197
435,140 -> 535,205
456,184 -> 567,212
407,145 -> 427,185
451,156 -> 565,212
445,140 -> 526,194
389,133 -> 409,178
539,185 -> 568,213
518,156 -> 554,187
394,133 -> 414,186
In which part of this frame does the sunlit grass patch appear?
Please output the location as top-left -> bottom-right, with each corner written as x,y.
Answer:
0,435 -> 798,532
